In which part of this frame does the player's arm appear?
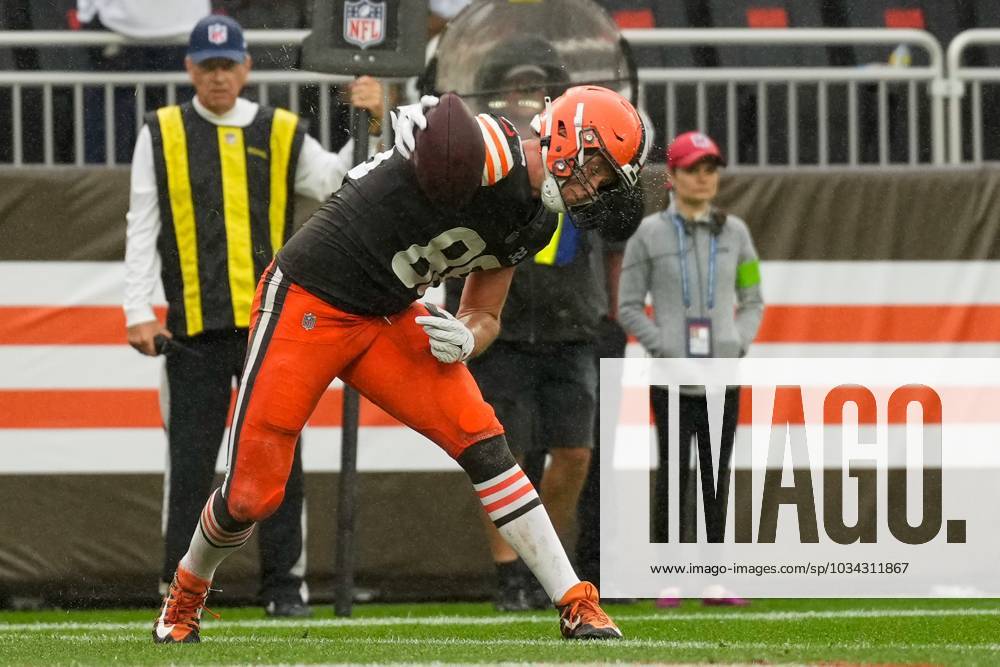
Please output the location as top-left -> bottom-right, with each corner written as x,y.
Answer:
394,94 -> 520,208
414,266 -> 514,363
455,265 -> 514,357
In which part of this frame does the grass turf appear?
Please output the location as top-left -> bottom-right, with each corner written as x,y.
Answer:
1,598 -> 998,665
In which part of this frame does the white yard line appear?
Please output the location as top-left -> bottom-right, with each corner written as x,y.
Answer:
0,634 -> 998,653
2,607 -> 1000,632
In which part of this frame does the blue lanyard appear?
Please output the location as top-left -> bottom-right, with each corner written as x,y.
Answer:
668,212 -> 717,311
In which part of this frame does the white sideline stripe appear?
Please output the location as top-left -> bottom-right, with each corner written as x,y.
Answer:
0,346 -> 353,389
0,346 -> 161,388
8,261 -> 1000,307
2,607 -> 1000,632
7,344 -> 1000,388
0,427 -> 462,474
748,343 -> 1000,357
0,262 -> 166,306
627,342 -> 1000,359
7,422 -> 1000,473
3,634 -> 1000,652
759,261 -> 1000,304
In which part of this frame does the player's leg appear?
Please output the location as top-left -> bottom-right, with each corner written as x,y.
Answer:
468,341 -> 537,611
340,305 -> 621,638
155,268 -> 375,643
576,317 -> 629,589
228,316 -> 311,617
508,342 -> 595,610
536,343 -> 596,544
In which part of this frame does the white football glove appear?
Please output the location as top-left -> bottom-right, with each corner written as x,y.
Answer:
390,95 -> 440,159
415,304 -> 474,364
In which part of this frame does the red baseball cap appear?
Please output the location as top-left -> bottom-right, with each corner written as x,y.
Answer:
667,131 -> 726,169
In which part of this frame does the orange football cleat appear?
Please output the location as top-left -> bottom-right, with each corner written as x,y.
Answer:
152,567 -> 214,644
556,581 -> 623,640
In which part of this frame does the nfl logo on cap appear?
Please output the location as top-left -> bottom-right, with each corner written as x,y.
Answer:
691,132 -> 712,149
208,23 -> 228,45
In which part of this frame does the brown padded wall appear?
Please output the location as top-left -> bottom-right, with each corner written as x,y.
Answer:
5,165 -> 1000,262
0,472 -> 494,605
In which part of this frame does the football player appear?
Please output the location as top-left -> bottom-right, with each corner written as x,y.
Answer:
153,85 -> 647,643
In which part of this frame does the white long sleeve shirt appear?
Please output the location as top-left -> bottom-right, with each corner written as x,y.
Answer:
124,96 -> 365,327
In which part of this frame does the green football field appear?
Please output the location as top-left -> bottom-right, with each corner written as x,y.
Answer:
1,598 -> 998,665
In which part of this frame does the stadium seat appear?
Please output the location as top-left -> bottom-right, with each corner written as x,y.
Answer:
27,0 -> 88,71
839,1 -> 967,164
973,0 -> 1000,26
708,1 -> 828,67
597,0 -> 699,160
840,1 -> 966,67
705,1 -> 829,165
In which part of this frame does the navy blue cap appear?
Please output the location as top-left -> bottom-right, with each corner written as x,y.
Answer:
188,15 -> 247,64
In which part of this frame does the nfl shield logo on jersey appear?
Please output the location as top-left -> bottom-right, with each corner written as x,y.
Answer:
343,0 -> 386,49
302,312 -> 317,331
207,23 -> 228,45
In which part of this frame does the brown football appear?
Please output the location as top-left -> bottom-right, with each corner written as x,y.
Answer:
412,92 -> 485,208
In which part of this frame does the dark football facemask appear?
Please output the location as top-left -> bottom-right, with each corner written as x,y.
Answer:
567,180 -> 644,242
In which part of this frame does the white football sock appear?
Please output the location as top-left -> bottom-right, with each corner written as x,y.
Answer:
178,489 -> 254,582
475,465 -> 580,603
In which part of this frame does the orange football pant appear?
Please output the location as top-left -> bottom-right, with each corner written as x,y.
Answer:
221,263 -> 504,523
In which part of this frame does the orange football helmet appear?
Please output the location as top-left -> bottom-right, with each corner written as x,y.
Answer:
531,85 -> 648,215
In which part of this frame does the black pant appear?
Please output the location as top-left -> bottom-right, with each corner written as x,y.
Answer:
575,317 -> 628,587
650,387 -> 740,544
161,329 -> 306,604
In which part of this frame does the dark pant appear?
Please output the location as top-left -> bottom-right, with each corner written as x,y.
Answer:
574,317 -> 628,587
161,329 -> 306,604
650,387 -> 740,544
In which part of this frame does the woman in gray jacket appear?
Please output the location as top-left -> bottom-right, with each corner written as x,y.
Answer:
618,131 -> 764,606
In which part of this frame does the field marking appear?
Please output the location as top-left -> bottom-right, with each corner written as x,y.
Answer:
1,607 -> 1000,633
0,633 -> 998,654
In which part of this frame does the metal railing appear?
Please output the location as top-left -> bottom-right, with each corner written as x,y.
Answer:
0,27 -> 969,168
625,28 -> 947,167
946,29 -> 1000,164
0,70 -> 359,166
0,30 -> 367,166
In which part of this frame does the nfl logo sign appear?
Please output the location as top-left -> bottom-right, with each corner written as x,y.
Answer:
343,0 -> 386,49
207,23 -> 228,45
